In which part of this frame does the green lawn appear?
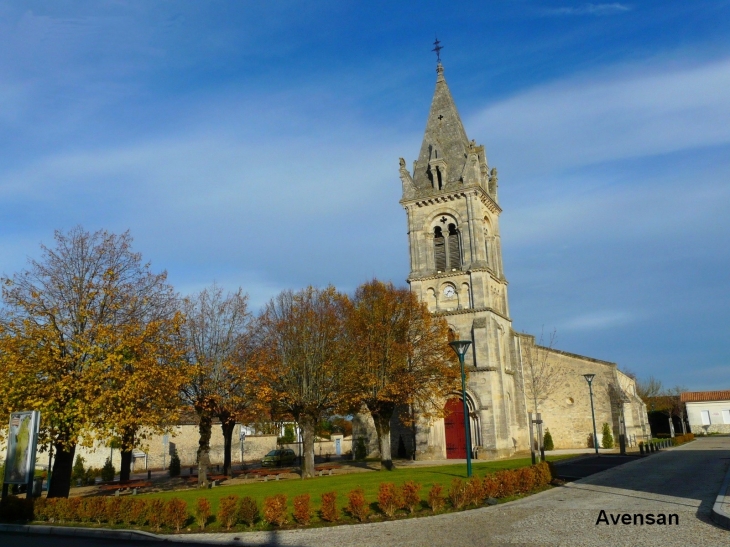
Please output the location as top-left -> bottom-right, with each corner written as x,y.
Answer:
141,455 -> 574,513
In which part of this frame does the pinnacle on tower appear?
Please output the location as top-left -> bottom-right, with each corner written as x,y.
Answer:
412,63 -> 471,191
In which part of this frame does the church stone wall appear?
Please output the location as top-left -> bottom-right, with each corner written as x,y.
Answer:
518,339 -> 649,449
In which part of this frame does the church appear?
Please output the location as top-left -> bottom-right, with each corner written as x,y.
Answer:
355,60 -> 649,459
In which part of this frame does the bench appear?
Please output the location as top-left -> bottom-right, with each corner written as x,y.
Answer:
98,480 -> 152,493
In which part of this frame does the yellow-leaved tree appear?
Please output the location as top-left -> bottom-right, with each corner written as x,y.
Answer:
254,286 -> 353,478
346,279 -> 460,470
0,227 -> 185,497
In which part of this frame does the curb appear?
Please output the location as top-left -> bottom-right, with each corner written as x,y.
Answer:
711,460 -> 730,529
0,523 -> 164,542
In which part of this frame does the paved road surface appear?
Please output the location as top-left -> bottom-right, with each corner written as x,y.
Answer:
4,437 -> 729,547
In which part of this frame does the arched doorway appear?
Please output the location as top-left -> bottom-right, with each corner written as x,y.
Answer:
444,398 -> 466,459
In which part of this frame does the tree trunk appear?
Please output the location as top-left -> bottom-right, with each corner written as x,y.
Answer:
48,442 -> 75,498
119,427 -> 135,482
197,410 -> 212,488
299,416 -> 316,478
681,412 -> 687,434
372,409 -> 395,471
221,418 -> 235,478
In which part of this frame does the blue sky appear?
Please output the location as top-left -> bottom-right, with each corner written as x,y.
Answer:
1,1 -> 729,390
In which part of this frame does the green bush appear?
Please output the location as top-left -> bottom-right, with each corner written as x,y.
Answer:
601,423 -> 614,449
169,449 -> 181,477
72,455 -> 86,482
278,424 -> 296,444
101,457 -> 116,482
543,429 -> 554,451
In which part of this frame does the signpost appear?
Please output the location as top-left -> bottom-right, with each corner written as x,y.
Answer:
3,410 -> 41,500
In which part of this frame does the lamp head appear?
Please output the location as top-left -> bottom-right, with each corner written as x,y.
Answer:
449,340 -> 472,358
583,373 -> 596,384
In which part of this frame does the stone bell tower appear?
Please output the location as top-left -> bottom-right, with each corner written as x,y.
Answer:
398,62 -> 530,459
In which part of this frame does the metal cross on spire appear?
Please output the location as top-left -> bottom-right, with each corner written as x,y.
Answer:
432,36 -> 443,64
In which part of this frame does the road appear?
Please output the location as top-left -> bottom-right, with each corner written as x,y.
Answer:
3,436 -> 729,547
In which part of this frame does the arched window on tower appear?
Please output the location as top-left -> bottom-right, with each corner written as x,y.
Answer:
434,222 -> 462,272
448,224 -> 461,270
434,227 -> 447,272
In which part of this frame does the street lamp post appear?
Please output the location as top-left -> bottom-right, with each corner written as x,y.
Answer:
449,340 -> 473,478
583,374 -> 599,454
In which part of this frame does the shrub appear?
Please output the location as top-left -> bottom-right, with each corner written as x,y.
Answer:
400,481 -> 422,513
0,495 -> 34,522
535,462 -> 552,486
147,499 -> 165,532
58,497 -> 81,523
293,493 -> 312,525
520,467 -> 539,493
218,495 -> 240,530
238,496 -> 259,528
346,488 -> 370,522
482,474 -> 500,499
601,423 -> 614,449
469,476 -> 486,506
320,491 -> 339,522
448,478 -> 467,509
164,498 -> 189,532
120,497 -> 146,526
72,455 -> 86,482
377,483 -> 400,517
84,467 -> 100,486
194,498 -> 211,530
263,494 -> 288,526
132,499 -> 149,525
587,433 -> 595,449
106,496 -> 123,525
33,498 -> 51,521
427,483 -> 445,513
495,469 -> 518,498
101,457 -> 116,482
169,450 -> 181,477
543,429 -> 554,451
81,496 -> 106,524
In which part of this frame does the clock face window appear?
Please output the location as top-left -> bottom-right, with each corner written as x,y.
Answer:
443,286 -> 456,298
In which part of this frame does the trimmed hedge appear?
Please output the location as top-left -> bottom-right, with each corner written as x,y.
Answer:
6,462 -> 553,531
672,433 -> 694,445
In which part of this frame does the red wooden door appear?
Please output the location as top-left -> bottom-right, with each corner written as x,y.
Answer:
444,398 -> 466,459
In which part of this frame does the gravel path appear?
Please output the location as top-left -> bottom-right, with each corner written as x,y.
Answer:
165,437 -> 730,547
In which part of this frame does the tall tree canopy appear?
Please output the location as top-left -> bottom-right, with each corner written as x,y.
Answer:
347,279 -> 460,470
0,227 -> 184,497
255,286 -> 352,478
178,284 -> 254,485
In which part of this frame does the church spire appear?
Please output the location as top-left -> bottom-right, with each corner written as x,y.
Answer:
412,61 -> 471,191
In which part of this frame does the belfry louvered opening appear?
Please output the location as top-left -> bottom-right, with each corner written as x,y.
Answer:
434,227 -> 447,272
433,222 -> 462,272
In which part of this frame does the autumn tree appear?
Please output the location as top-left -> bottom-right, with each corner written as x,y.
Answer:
0,227 -> 183,496
178,284 -> 254,485
254,286 -> 352,478
346,280 -> 460,470
519,328 -> 561,414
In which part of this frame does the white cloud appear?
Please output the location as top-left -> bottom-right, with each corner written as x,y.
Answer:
543,3 -> 632,16
471,57 -> 730,176
560,310 -> 636,331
